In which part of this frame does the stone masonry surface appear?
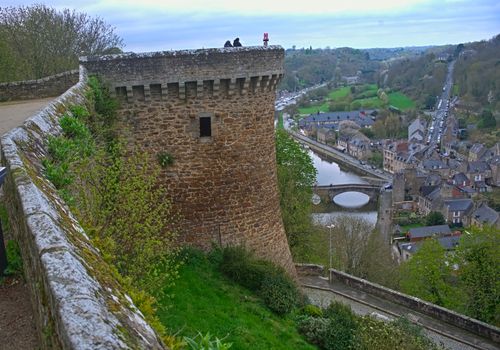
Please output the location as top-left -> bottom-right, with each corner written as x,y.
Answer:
0,70 -> 79,101
0,66 -> 166,349
80,46 -> 296,275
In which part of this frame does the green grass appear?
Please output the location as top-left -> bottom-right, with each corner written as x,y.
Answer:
328,86 -> 350,99
388,92 -> 415,111
452,84 -> 459,96
158,251 -> 315,350
297,84 -> 415,116
298,103 -> 329,115
354,96 -> 383,109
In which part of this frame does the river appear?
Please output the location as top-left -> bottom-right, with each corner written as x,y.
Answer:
309,150 -> 378,227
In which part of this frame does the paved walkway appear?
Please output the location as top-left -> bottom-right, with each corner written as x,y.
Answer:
0,98 -> 53,136
300,276 -> 499,350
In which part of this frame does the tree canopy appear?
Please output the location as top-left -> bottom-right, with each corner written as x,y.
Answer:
0,4 -> 123,81
455,226 -> 500,325
425,211 -> 446,226
275,130 -> 316,247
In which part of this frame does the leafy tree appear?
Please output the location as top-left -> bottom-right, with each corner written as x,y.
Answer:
425,211 -> 446,226
478,109 -> 496,129
455,226 -> 500,325
275,130 -> 317,247
0,5 -> 123,81
400,239 -> 462,308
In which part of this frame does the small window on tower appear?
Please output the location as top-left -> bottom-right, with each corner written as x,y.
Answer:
200,116 -> 212,137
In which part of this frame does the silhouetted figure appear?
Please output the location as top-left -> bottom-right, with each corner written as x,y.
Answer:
233,38 -> 242,47
224,40 -> 232,47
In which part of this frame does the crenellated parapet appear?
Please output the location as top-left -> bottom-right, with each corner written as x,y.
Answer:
80,46 -> 284,103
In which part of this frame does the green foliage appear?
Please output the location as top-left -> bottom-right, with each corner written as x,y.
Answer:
72,149 -> 179,295
478,109 -> 496,129
322,302 -> 359,350
275,129 -> 316,247
157,151 -> 175,168
368,150 -> 383,168
357,316 -> 441,350
60,114 -> 91,139
302,304 -> 323,317
184,332 -> 232,350
3,240 -> 23,275
219,246 -> 300,315
219,246 -> 278,291
296,316 -> 329,347
87,76 -> 118,121
69,105 -> 90,120
400,239 -> 462,309
42,158 -> 72,189
159,249 -> 316,350
425,211 -> 446,226
260,273 -> 300,315
0,5 -> 123,81
455,226 -> 500,325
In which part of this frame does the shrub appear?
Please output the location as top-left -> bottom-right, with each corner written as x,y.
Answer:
259,273 -> 300,315
323,302 -> 359,350
296,315 -> 328,348
219,246 -> 279,291
219,246 -> 301,315
88,75 -> 118,119
42,159 -> 72,189
302,304 -> 323,317
60,114 -> 91,139
69,104 -> 90,120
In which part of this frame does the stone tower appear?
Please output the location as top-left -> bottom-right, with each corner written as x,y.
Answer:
80,46 -> 295,274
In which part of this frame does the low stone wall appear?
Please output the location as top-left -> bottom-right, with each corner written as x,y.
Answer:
0,70 -> 79,101
0,67 -> 166,349
295,263 -> 325,276
329,268 -> 500,343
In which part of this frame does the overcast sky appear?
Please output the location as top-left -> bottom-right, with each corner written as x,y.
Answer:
3,0 -> 500,52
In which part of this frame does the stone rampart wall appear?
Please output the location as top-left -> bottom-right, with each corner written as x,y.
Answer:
329,268 -> 500,343
81,46 -> 296,276
0,67 -> 165,349
0,70 -> 79,102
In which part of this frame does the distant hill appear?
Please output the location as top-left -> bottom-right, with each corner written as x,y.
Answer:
279,47 -> 379,91
453,34 -> 500,111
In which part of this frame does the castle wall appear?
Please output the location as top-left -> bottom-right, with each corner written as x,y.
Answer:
0,70 -> 79,101
80,46 -> 295,275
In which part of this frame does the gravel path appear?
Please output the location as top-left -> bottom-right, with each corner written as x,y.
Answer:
0,98 -> 53,136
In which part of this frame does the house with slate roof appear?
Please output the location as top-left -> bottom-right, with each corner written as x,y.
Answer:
406,225 -> 452,242
399,235 -> 460,261
468,143 -> 487,161
408,118 -> 426,143
298,110 -> 375,131
471,203 -> 500,228
442,199 -> 473,226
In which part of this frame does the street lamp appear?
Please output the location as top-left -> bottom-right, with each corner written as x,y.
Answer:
326,223 -> 335,270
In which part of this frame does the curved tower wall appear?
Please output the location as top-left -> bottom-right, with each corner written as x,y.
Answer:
80,46 -> 295,274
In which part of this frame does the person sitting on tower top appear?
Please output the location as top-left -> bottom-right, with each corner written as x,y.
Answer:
233,37 -> 242,47
224,40 -> 232,47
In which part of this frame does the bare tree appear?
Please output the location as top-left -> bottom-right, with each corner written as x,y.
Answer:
0,5 -> 123,81
330,215 -> 399,288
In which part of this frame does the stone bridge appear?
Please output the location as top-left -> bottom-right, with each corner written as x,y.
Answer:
314,183 -> 381,203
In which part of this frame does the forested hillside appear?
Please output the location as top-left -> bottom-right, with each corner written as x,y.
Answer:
377,52 -> 449,109
279,47 -> 379,91
453,34 -> 500,111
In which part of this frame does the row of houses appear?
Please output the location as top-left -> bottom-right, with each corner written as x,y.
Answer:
298,110 -> 376,131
